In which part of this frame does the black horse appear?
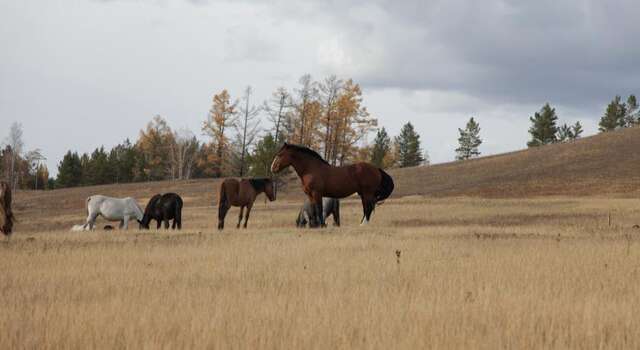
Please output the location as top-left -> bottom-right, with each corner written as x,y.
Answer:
139,193 -> 183,230
296,197 -> 340,228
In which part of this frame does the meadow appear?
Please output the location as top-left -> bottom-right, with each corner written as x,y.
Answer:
2,195 -> 640,349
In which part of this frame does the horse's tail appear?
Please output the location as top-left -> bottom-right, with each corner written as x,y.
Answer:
175,196 -> 183,218
86,196 -> 91,216
375,169 -> 394,204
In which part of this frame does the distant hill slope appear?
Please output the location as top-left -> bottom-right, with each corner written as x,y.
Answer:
389,126 -> 640,198
13,126 -> 640,223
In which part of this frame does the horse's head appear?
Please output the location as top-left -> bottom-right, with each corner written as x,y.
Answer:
271,142 -> 293,173
264,179 -> 276,202
138,217 -> 150,230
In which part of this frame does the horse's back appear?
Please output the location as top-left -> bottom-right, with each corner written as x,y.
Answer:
220,178 -> 246,206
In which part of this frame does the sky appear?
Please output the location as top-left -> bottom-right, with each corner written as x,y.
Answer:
1,0 -> 639,175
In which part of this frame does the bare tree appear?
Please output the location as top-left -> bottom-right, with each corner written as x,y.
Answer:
169,128 -> 199,180
319,75 -> 343,159
264,87 -> 289,145
4,122 -> 24,190
236,86 -> 261,177
293,74 -> 319,146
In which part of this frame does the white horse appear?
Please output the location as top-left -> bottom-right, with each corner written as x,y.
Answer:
83,195 -> 144,230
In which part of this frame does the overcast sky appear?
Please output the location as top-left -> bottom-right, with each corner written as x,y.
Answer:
1,0 -> 639,175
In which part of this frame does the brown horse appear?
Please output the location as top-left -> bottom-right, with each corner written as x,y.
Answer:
0,181 -> 15,237
271,143 -> 394,227
218,178 -> 276,230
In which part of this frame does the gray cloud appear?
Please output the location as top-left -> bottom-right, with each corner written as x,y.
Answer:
1,0 -> 638,174
255,0 -> 640,108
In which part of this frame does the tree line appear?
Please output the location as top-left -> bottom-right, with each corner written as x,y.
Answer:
3,82 -> 638,190
525,94 -> 638,148
1,75 -> 429,190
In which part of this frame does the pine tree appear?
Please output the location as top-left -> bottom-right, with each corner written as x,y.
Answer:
84,147 -> 109,185
455,117 -> 482,160
572,121 -> 583,139
56,151 -> 83,188
527,103 -> 559,147
599,96 -> 626,132
557,124 -> 574,142
247,133 -> 278,177
107,139 -> 137,183
370,127 -> 391,168
395,122 -> 424,168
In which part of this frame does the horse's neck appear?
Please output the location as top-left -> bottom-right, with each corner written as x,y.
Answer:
291,158 -> 328,177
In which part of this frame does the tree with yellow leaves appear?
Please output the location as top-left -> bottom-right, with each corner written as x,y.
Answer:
326,79 -> 377,165
136,115 -> 176,181
289,75 -> 321,148
202,90 -> 237,177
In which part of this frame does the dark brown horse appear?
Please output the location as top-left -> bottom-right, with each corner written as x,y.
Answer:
139,193 -> 183,230
218,178 -> 276,230
0,181 -> 15,237
271,143 -> 394,226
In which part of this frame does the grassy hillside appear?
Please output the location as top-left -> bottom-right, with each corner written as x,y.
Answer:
391,126 -> 640,198
11,126 -> 640,231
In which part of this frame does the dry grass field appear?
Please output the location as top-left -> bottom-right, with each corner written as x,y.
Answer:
3,195 -> 640,349
4,128 -> 640,348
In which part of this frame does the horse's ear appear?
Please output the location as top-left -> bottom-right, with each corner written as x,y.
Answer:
283,142 -> 288,147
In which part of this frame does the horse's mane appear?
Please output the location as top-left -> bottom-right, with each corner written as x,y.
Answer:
286,144 -> 329,165
248,178 -> 271,192
144,194 -> 162,213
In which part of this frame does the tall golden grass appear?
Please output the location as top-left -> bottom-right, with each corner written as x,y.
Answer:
1,197 -> 640,349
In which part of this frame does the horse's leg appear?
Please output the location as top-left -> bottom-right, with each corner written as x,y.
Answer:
360,195 -> 375,225
243,203 -> 253,228
360,196 -> 371,225
123,216 -> 129,230
156,219 -> 161,230
312,193 -> 325,228
237,206 -> 244,229
119,220 -> 124,229
366,199 -> 375,222
84,211 -> 98,230
175,205 -> 182,230
218,204 -> 230,230
334,201 -> 341,227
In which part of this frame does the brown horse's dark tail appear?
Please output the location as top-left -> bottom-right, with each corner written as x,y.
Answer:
375,169 -> 394,204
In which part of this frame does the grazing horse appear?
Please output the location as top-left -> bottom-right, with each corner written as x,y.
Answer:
83,195 -> 144,230
296,197 -> 340,228
139,193 -> 183,230
271,143 -> 394,226
218,178 -> 276,230
0,181 -> 15,236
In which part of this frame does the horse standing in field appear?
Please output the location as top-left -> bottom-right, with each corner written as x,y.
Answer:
218,178 -> 276,230
139,193 -> 183,230
83,195 -> 144,230
296,197 -> 340,228
0,181 -> 15,237
271,143 -> 394,227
